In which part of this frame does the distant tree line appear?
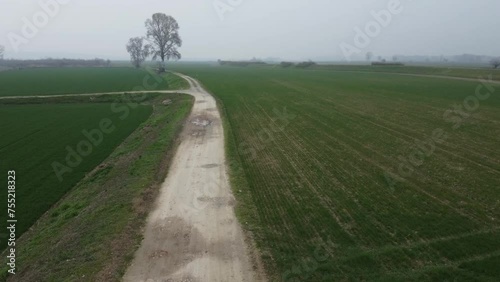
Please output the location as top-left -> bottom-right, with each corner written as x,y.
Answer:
279,61 -> 317,68
0,58 -> 111,68
280,61 -> 294,67
216,60 -> 318,69
380,53 -> 500,68
296,61 -> 317,68
371,61 -> 404,66
218,60 -> 267,67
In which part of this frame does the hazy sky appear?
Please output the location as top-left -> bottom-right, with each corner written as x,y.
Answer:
1,0 -> 499,61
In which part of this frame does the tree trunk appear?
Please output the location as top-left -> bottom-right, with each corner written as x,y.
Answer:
158,54 -> 166,73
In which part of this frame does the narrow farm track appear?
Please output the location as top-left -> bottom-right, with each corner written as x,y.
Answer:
1,73 -> 262,281
122,74 -> 262,282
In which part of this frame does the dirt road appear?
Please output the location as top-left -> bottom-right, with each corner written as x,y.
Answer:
122,74 -> 262,282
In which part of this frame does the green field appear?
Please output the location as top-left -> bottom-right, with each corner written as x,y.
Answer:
171,64 -> 500,281
0,92 -> 193,281
0,101 -> 153,251
0,67 -> 188,97
0,68 -> 193,280
0,67 -> 189,252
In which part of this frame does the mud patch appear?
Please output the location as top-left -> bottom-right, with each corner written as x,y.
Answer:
138,216 -> 239,278
148,217 -> 199,273
190,129 -> 206,137
149,250 -> 170,259
191,117 -> 212,127
201,163 -> 219,169
220,218 -> 234,225
197,196 -> 235,208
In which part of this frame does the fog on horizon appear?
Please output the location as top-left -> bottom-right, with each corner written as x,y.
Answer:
0,0 -> 499,61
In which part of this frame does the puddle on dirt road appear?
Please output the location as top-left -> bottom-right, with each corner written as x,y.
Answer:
188,115 -> 213,137
191,117 -> 212,127
190,129 -> 205,137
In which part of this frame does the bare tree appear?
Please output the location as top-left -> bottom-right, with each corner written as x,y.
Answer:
126,37 -> 150,68
366,52 -> 373,62
145,13 -> 182,72
0,45 -> 5,60
491,58 -> 500,69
